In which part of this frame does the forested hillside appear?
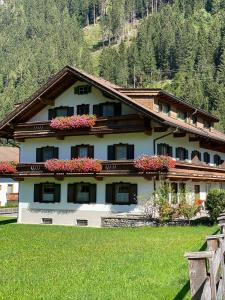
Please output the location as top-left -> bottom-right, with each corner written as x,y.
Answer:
1,0 -> 225,130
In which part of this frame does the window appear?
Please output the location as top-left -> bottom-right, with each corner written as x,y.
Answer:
93,102 -> 121,117
176,147 -> 188,161
214,155 -> 221,166
42,218 -> 52,224
36,146 -> 59,162
157,143 -> 173,157
192,115 -> 197,125
158,102 -> 170,115
107,144 -> 134,160
115,183 -> 130,204
68,183 -> 96,204
48,106 -> 74,119
71,145 -> 94,159
76,219 -> 88,226
102,103 -> 114,117
7,184 -> 13,193
191,150 -> 201,161
203,152 -> 210,164
177,110 -> 187,121
106,183 -> 137,205
74,85 -> 91,95
34,183 -> 61,203
194,185 -> 200,200
115,145 -> 127,160
77,104 -> 89,115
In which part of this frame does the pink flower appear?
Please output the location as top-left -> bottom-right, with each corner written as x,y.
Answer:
0,161 -> 17,174
134,155 -> 176,172
44,158 -> 102,173
50,115 -> 96,130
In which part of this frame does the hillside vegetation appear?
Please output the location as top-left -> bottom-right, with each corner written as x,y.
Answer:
1,0 -> 225,130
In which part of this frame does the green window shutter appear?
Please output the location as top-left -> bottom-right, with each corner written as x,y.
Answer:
89,184 -> 96,203
34,184 -> 42,202
48,109 -> 55,120
68,184 -> 75,203
74,86 -> 79,94
53,147 -> 59,159
88,86 -> 92,93
106,184 -> 113,203
114,103 -> 121,116
36,148 -> 42,162
71,146 -> 78,159
88,145 -> 94,158
107,145 -> 115,160
54,184 -> 61,203
176,148 -> 180,159
129,184 -> 138,204
68,107 -> 74,116
168,146 -> 173,157
185,149 -> 189,160
127,145 -> 134,159
93,104 -> 100,116
157,144 -> 162,155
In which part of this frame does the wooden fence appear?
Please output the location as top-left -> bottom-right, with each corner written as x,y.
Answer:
185,214 -> 225,300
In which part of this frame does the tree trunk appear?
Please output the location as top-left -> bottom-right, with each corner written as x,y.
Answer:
93,5 -> 96,24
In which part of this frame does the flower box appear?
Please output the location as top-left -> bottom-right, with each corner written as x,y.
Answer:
50,115 -> 96,130
44,158 -> 102,173
134,155 -> 176,172
0,161 -> 17,174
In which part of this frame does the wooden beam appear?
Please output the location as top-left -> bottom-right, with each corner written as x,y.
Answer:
94,133 -> 104,138
38,97 -> 55,106
54,174 -> 64,181
144,129 -> 152,136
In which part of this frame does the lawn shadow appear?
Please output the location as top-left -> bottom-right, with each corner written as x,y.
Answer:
0,218 -> 17,226
173,228 -> 219,300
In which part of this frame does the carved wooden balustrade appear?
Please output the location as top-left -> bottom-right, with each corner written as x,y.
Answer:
14,114 -> 151,140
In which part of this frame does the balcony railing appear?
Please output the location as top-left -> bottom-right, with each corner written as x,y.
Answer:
14,114 -> 150,140
15,160 -> 225,181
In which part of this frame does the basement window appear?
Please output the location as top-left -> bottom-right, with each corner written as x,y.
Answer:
42,218 -> 52,224
76,219 -> 88,226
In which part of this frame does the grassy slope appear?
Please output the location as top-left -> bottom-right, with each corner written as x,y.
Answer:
83,22 -> 139,75
0,217 -> 217,300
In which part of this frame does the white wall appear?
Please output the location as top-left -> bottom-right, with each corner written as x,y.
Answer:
30,81 -> 136,122
19,129 -> 225,163
18,177 -> 153,213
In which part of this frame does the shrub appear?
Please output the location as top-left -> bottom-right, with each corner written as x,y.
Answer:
134,155 -> 176,172
179,201 -> 198,224
50,115 -> 96,130
44,158 -> 102,173
205,189 -> 225,222
0,161 -> 17,174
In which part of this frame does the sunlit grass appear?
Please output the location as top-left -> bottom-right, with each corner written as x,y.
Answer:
0,217 -> 217,300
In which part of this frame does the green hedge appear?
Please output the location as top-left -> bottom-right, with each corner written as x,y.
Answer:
206,189 -> 225,222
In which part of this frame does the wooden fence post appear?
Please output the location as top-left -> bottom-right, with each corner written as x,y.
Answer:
184,251 -> 213,300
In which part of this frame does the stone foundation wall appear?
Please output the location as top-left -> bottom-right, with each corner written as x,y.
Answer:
101,215 -> 190,228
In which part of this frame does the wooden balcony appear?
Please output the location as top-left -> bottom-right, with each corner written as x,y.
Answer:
14,160 -> 225,181
14,114 -> 151,140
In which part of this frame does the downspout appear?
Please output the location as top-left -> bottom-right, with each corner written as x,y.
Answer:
153,126 -> 179,191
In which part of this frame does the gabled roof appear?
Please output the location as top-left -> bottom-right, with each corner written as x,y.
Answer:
0,65 -> 224,147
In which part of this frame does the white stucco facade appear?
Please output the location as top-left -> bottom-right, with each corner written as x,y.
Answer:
0,178 -> 18,206
14,78 -> 225,227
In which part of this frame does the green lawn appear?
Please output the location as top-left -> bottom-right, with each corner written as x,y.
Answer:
0,217 -> 217,300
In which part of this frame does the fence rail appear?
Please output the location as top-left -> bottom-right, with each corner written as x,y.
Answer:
185,214 -> 225,300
